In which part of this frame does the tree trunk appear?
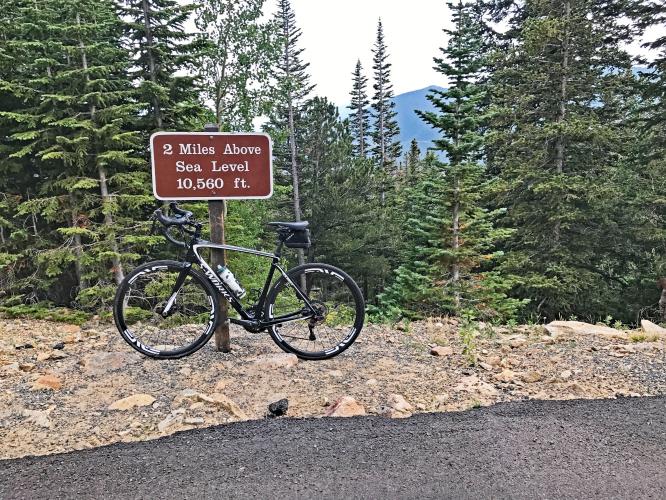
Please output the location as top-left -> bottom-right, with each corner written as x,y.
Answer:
452,178 -> 461,309
141,0 -> 163,129
553,0 -> 570,243
284,20 -> 305,267
97,167 -> 125,284
659,278 -> 666,321
77,13 -> 124,285
70,200 -> 87,291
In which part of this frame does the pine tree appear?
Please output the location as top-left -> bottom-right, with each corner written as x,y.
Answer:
486,0 -> 641,321
370,19 -> 401,169
268,0 -> 315,267
378,0 -> 523,321
404,138 -> 421,177
348,60 -> 371,158
121,0 -> 202,133
1,0 -> 147,306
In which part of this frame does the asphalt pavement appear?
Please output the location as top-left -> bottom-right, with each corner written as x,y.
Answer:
1,396 -> 665,499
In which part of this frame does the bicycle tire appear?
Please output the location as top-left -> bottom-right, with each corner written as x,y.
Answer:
264,263 -> 365,360
113,260 -> 219,359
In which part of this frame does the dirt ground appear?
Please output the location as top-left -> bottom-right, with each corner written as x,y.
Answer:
1,316 -> 665,459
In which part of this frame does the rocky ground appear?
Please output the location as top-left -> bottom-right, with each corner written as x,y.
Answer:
1,316 -> 665,460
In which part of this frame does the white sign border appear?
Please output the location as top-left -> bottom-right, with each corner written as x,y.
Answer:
150,131 -> 274,201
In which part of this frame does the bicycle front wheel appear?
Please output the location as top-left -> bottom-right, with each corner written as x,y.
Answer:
265,263 -> 365,360
113,260 -> 218,359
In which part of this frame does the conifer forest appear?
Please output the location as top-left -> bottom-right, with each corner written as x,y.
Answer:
1,0 -> 665,326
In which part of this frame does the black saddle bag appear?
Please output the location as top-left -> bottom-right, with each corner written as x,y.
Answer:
284,228 -> 311,249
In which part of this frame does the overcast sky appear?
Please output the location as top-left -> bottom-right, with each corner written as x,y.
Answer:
263,0 -> 454,107
261,1 -> 659,109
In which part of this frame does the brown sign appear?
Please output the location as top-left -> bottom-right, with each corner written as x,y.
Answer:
150,132 -> 273,200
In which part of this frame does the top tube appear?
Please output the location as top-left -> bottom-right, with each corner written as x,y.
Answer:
193,241 -> 276,259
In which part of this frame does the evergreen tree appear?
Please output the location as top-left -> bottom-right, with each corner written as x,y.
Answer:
486,0 -> 641,321
370,19 -> 401,169
294,97 -> 390,300
404,138 -> 421,177
1,0 -> 147,306
378,0 -> 523,321
267,0 -> 314,266
348,59 -> 371,158
121,0 -> 202,133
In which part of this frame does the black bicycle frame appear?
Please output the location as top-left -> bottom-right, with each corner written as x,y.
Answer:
181,238 -> 317,328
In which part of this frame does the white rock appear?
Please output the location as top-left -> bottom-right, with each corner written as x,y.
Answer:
430,345 -> 453,356
324,396 -> 366,417
158,412 -> 183,432
23,407 -> 54,428
252,353 -> 299,370
108,394 -> 156,411
544,321 -> 627,339
640,320 -> 666,338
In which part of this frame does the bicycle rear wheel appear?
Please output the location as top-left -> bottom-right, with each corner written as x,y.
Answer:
113,260 -> 218,359
264,263 -> 365,360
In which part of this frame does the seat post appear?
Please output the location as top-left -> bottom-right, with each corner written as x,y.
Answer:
274,239 -> 284,258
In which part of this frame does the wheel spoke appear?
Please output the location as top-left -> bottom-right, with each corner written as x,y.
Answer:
267,266 -> 363,359
117,264 -> 214,357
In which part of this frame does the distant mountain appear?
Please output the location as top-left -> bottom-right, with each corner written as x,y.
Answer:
393,85 -> 445,156
338,85 -> 445,158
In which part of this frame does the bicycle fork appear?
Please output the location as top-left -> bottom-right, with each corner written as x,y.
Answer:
161,265 -> 191,317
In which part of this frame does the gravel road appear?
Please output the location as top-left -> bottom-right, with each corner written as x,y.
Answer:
1,396 -> 665,499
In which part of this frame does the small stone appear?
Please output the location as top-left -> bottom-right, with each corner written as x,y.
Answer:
252,353 -> 299,370
214,379 -> 232,392
184,417 -> 205,425
15,343 -> 34,350
521,371 -> 543,383
31,374 -> 63,391
37,351 -> 67,362
494,369 -> 517,383
81,352 -> 139,376
560,370 -> 573,381
52,342 -> 65,350
435,394 -> 450,406
366,378 -> 378,386
179,366 -> 193,376
379,394 -> 413,418
189,402 -> 204,411
434,322 -> 444,328
158,412 -> 183,432
60,324 -> 81,335
485,355 -> 501,367
1,362 -> 19,374
327,370 -> 344,378
478,362 -> 494,371
23,407 -> 54,428
108,394 -> 156,411
268,398 -> 289,417
196,393 -> 248,420
430,345 -> 454,356
324,396 -> 366,417
19,363 -> 36,372
416,403 -> 426,411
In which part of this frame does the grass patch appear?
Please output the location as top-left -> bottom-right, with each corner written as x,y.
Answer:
629,332 -> 660,343
0,303 -> 91,325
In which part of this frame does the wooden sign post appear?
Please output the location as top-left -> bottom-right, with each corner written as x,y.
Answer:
203,124 -> 230,352
150,127 -> 273,353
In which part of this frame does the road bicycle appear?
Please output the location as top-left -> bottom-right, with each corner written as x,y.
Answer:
113,202 -> 365,360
